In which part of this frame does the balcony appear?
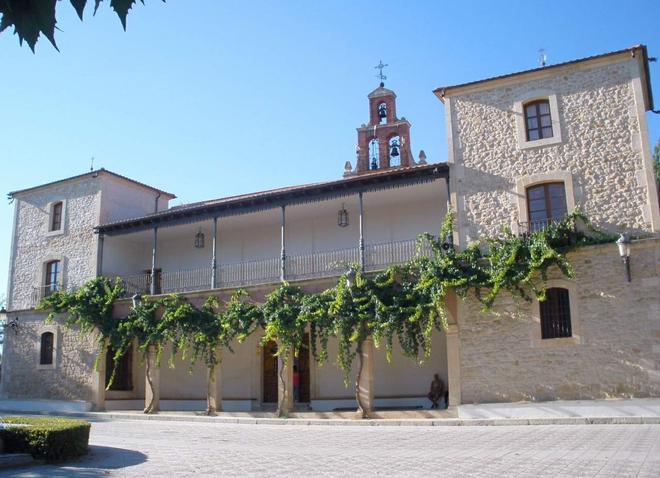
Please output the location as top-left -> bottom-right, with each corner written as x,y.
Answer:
114,238 -> 433,297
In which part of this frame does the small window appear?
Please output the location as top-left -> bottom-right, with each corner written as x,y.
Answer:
526,183 -> 567,231
40,332 -> 54,365
50,202 -> 63,231
540,288 -> 572,339
524,100 -> 553,141
45,260 -> 61,296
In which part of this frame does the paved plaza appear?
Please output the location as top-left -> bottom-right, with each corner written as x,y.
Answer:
3,419 -> 660,477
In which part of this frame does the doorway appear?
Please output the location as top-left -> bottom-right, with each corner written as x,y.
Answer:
262,335 -> 310,404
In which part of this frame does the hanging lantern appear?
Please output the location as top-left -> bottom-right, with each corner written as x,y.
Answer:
337,203 -> 349,227
194,228 -> 205,248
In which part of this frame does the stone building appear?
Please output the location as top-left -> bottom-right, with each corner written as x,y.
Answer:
1,45 -> 658,413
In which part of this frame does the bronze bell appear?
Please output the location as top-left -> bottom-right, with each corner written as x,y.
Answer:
390,144 -> 400,157
378,105 -> 387,118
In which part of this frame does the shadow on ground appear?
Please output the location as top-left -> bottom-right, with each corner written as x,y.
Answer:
0,445 -> 147,477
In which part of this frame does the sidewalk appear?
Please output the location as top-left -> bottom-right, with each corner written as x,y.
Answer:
2,398 -> 660,427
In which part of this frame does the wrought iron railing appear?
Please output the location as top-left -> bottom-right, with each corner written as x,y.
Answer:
517,218 -> 560,235
161,268 -> 212,294
364,239 -> 433,271
112,238 -> 432,297
219,257 -> 280,288
287,247 -> 359,281
30,283 -> 67,306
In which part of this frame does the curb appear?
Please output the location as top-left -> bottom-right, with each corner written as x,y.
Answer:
3,410 -> 660,427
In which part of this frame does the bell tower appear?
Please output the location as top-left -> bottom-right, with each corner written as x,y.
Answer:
352,63 -> 414,175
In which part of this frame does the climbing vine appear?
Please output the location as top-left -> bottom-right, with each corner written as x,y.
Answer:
38,210 -> 613,415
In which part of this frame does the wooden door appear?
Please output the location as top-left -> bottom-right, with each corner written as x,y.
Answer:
262,341 -> 278,403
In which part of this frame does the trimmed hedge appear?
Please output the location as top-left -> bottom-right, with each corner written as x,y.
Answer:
0,416 -> 91,462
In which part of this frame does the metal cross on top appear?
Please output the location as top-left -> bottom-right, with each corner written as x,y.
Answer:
374,60 -> 388,82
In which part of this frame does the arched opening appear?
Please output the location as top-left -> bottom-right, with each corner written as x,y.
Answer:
389,136 -> 401,167
40,332 -> 54,365
369,139 -> 380,170
377,102 -> 387,124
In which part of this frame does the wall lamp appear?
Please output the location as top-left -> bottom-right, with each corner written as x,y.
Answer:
1,307 -> 19,335
616,233 -> 632,282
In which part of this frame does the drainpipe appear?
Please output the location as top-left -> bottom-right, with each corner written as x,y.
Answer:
154,192 -> 162,213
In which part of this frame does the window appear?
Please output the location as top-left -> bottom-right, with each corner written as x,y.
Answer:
45,260 -> 61,296
50,201 -> 63,231
540,288 -> 572,339
526,183 -> 567,230
524,100 -> 553,141
40,332 -> 54,365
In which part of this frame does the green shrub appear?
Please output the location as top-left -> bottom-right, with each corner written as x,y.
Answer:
0,416 -> 91,462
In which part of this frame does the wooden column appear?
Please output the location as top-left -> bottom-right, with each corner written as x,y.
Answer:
356,336 -> 375,418
277,348 -> 294,417
211,217 -> 218,289
150,227 -> 158,295
144,345 -> 160,413
358,192 -> 365,271
280,205 -> 286,282
207,349 -> 222,414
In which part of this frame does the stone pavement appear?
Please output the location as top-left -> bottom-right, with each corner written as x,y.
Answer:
2,419 -> 660,477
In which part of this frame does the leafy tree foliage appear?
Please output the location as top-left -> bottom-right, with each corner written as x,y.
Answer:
0,0 -> 161,51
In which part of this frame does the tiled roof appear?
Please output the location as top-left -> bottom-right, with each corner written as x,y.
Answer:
8,168 -> 176,199
96,163 -> 449,234
434,45 -> 654,111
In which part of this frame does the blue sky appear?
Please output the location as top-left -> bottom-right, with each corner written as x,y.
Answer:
1,0 -> 659,301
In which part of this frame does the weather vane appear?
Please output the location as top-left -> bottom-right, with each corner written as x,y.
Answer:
374,60 -> 388,83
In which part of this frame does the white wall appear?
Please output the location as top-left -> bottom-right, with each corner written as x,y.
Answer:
102,180 -> 448,278
100,175 -> 172,224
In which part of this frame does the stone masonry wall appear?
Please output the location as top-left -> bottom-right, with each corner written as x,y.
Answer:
449,57 -> 655,245
8,178 -> 102,311
458,240 -> 660,403
0,312 -> 98,401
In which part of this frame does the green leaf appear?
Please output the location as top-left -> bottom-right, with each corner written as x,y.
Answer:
70,0 -> 87,20
110,0 -> 140,30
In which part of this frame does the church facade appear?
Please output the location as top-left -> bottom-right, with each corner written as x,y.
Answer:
1,45 -> 658,413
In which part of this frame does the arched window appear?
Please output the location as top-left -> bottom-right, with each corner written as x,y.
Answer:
524,99 -> 553,141
377,102 -> 387,124
50,201 -> 63,231
540,288 -> 572,339
526,182 -> 567,231
369,139 -> 380,170
40,332 -> 54,365
45,260 -> 61,296
389,136 -> 401,167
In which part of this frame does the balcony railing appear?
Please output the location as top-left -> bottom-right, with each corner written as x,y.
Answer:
112,237 -> 434,297
517,218 -> 561,235
30,283 -> 68,306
